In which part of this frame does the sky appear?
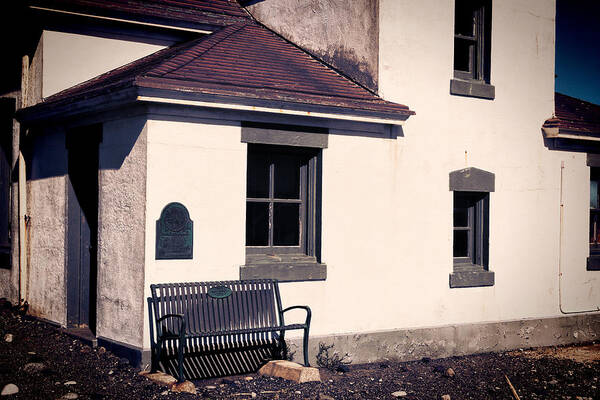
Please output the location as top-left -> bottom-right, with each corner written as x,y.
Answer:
555,0 -> 600,105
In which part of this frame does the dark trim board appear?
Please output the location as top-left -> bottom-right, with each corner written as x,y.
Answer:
97,336 -> 151,369
450,79 -> 495,100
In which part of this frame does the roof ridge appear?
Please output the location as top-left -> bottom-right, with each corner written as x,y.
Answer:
245,18 -> 381,98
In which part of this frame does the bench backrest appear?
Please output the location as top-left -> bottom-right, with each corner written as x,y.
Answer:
149,279 -> 283,335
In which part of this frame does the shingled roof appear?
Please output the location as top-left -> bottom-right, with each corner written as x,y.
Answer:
543,92 -> 600,140
28,0 -> 249,30
19,21 -> 414,125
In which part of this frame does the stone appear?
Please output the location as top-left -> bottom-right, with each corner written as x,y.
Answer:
142,371 -> 177,387
64,381 -> 76,386
441,395 -> 451,400
391,391 -> 407,397
251,393 -> 257,399
171,381 -> 196,394
258,360 -> 320,383
204,386 -> 217,390
23,362 -> 47,374
445,368 -> 455,377
0,384 -> 18,396
59,393 -> 79,399
244,376 -> 254,381
3,334 -> 13,343
318,394 -> 335,400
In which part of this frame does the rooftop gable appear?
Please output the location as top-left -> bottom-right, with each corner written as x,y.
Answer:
19,21 -> 414,125
543,93 -> 600,140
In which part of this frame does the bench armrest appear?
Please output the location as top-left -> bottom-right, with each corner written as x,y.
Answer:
280,305 -> 312,326
156,313 -> 186,336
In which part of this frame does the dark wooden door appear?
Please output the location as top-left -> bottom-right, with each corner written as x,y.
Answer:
66,131 -> 99,332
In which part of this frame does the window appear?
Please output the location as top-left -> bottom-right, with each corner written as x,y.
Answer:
449,167 -> 495,288
245,144 -> 313,253
589,166 -> 600,270
450,0 -> 495,99
240,123 -> 326,282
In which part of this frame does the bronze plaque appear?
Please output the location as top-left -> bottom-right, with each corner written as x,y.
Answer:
207,286 -> 233,299
156,202 -> 193,259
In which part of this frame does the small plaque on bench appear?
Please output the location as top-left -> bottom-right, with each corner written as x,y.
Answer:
156,202 -> 193,260
207,286 -> 233,299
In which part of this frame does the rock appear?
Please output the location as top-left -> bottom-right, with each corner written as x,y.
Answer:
318,394 -> 335,400
204,386 -> 217,390
391,391 -> 407,397
336,365 -> 350,373
441,395 -> 451,400
294,391 -> 301,395
142,371 -> 177,387
64,381 -> 77,386
23,362 -> 47,374
244,376 -> 254,381
445,368 -> 455,378
251,393 -> 257,399
3,334 -> 13,343
59,393 -> 79,399
108,370 -> 114,375
171,381 -> 196,394
259,360 -> 320,383
0,384 -> 18,396
549,379 -> 559,385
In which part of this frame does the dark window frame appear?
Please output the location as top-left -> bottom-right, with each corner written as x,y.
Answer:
449,167 -> 495,288
241,124 -> 327,282
245,144 -> 313,255
450,0 -> 495,99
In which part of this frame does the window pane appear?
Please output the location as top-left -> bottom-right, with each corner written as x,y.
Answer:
454,38 -> 474,73
592,180 -> 599,209
247,153 -> 270,198
454,207 -> 469,227
246,202 -> 269,246
455,1 -> 476,37
453,230 -> 469,257
273,203 -> 299,246
273,155 -> 301,199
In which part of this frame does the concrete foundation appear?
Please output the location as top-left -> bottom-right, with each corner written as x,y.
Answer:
287,313 -> 600,365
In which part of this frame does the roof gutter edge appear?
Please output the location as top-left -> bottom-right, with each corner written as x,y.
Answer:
136,95 -> 410,126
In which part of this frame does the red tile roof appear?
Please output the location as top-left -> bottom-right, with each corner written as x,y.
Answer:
22,21 -> 414,123
543,92 -> 600,138
29,0 -> 249,29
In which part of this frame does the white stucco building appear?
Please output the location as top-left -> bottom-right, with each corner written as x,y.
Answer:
0,0 -> 599,368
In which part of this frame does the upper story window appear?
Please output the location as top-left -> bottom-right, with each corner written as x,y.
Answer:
450,0 -> 495,100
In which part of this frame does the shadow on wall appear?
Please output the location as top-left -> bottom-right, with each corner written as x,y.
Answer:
24,118 -> 146,181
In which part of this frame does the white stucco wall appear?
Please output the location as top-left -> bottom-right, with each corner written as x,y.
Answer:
143,118 -> 246,348
42,31 -> 167,98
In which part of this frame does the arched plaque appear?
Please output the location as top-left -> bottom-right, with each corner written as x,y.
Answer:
156,202 -> 193,259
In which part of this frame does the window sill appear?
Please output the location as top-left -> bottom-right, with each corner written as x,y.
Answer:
450,78 -> 495,100
450,264 -> 494,288
587,255 -> 600,271
241,254 -> 326,282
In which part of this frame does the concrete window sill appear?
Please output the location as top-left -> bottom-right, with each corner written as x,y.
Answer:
450,264 -> 495,288
450,78 -> 495,100
240,254 -> 326,282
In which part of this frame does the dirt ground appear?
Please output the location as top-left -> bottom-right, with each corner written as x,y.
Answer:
0,300 -> 598,399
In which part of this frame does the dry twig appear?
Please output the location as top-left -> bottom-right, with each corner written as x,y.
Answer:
504,374 -> 521,400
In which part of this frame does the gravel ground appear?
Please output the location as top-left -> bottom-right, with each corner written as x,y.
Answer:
0,300 -> 598,399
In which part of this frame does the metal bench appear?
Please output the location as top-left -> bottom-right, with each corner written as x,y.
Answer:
147,279 -> 311,381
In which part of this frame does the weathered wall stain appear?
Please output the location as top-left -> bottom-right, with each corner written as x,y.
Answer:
246,0 -> 379,91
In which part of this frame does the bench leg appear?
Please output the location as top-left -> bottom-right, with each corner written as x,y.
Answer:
177,336 -> 185,382
302,327 -> 310,367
